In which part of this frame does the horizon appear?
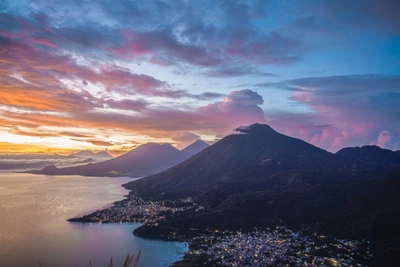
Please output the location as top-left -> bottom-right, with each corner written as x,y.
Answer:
0,137 -> 210,157
2,123 -> 398,158
1,0 -> 399,155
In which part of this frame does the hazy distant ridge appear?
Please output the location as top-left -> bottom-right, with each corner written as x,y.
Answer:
30,140 -> 209,177
68,149 -> 113,159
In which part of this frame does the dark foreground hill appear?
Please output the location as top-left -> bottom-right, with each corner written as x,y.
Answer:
30,141 -> 209,177
124,124 -> 400,266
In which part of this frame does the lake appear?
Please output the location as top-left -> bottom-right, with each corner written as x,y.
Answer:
0,173 -> 187,267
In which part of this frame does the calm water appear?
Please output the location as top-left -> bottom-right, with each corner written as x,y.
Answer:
0,173 -> 187,267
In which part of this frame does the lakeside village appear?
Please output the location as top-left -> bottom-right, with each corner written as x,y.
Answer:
70,195 -> 372,267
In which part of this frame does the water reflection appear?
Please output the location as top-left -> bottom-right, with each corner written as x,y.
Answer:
0,173 -> 187,267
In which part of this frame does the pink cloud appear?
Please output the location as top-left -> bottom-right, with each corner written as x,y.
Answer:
102,99 -> 148,111
111,29 -> 221,67
0,32 -> 192,102
111,30 -> 151,57
0,87 -> 266,151
171,132 -> 200,149
198,89 -> 265,136
267,75 -> 400,152
377,130 -> 392,148
31,36 -> 58,48
375,130 -> 400,150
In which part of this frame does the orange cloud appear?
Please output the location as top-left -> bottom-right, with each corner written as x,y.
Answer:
0,88 -> 266,154
0,141 -> 73,155
0,26 -> 267,154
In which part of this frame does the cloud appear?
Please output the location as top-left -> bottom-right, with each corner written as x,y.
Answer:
0,73 -> 97,113
0,0 -> 398,155
267,74 -> 400,151
375,130 -> 400,150
0,0 -> 304,75
281,0 -> 400,41
315,0 -> 400,33
2,0 -> 398,79
112,29 -> 222,67
60,131 -> 94,138
102,99 -> 148,111
87,140 -> 114,146
288,74 -> 400,122
1,89 -> 265,145
10,127 -> 59,138
0,32 -> 222,118
199,90 -> 263,116
171,132 -> 200,149
198,89 -> 266,136
203,65 -> 277,78
189,92 -> 224,101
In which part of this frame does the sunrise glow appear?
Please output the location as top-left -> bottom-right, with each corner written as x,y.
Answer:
0,0 -> 399,155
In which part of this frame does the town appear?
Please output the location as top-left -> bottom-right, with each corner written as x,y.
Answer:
70,196 -> 372,266
190,226 -> 372,266
69,194 -> 203,226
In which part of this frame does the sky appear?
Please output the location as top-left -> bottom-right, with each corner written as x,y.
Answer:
0,0 -> 399,155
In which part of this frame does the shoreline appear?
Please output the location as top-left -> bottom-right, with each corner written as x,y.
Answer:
67,194 -> 195,266
2,173 -> 182,267
69,195 -> 373,267
135,224 -> 373,267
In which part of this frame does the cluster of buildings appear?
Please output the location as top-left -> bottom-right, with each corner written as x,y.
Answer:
191,226 -> 372,266
75,197 -> 372,266
78,195 -> 202,225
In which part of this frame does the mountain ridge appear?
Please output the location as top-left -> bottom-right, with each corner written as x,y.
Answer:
122,123 -> 400,266
30,140 -> 208,177
336,145 -> 400,165
68,149 -> 113,159
124,123 -> 351,199
181,140 -> 210,159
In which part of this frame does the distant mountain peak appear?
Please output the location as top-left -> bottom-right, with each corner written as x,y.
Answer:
42,164 -> 59,172
138,142 -> 174,148
31,140 -> 206,177
69,150 -> 96,157
69,149 -> 112,159
181,139 -> 209,158
125,123 -> 336,199
181,139 -> 209,150
133,142 -> 179,153
95,150 -> 113,158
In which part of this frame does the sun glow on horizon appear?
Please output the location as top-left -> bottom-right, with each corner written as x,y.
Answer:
0,0 -> 398,154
